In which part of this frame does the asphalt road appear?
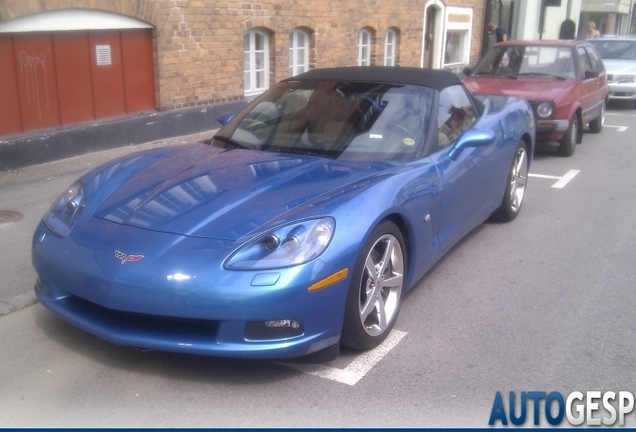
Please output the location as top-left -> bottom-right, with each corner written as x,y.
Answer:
1,103 -> 636,427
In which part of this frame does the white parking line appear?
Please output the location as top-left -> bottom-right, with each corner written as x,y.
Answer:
278,330 -> 407,386
529,169 -> 581,188
529,173 -> 560,180
606,112 -> 636,117
604,125 -> 629,132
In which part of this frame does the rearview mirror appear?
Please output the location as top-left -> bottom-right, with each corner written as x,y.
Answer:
584,70 -> 600,79
448,129 -> 495,160
217,112 -> 236,126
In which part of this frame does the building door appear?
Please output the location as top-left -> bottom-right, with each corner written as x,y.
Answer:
0,10 -> 155,137
483,0 -> 515,53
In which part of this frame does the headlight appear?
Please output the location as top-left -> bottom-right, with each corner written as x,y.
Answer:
615,75 -> 635,83
225,217 -> 335,270
44,181 -> 86,237
535,102 -> 554,119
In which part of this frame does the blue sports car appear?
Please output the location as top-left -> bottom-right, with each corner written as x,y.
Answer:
33,67 -> 535,361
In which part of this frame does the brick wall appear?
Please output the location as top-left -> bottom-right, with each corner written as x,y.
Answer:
0,0 -> 486,111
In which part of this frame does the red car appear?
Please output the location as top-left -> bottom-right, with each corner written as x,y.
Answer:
463,40 -> 608,156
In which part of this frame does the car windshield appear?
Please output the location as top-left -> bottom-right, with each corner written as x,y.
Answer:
472,45 -> 576,79
213,80 -> 434,162
588,40 -> 636,60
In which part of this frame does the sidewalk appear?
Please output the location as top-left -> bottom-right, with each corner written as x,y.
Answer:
0,128 -> 219,186
0,128 -> 218,316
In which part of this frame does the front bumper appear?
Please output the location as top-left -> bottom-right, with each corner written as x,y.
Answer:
534,118 -> 570,142
32,218 -> 352,359
607,81 -> 636,101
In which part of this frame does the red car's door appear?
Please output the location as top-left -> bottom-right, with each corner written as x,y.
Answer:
576,46 -> 606,124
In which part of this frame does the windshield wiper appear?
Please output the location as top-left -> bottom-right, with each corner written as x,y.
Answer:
277,147 -> 335,159
517,72 -> 566,80
213,135 -> 254,150
472,71 -> 517,79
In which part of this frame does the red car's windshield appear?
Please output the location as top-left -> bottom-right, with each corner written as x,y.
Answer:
473,45 -> 576,80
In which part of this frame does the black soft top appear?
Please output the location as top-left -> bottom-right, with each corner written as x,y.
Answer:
286,66 -> 462,91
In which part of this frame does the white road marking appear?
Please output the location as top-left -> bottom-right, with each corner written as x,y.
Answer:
278,330 -> 407,386
529,173 -> 560,180
529,169 -> 581,188
604,125 -> 629,132
551,169 -> 581,188
606,112 -> 636,117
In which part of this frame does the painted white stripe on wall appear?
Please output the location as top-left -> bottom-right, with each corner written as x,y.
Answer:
0,9 -> 152,33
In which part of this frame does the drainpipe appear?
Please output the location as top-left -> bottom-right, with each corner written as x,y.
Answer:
538,0 -> 546,39
630,0 -> 634,35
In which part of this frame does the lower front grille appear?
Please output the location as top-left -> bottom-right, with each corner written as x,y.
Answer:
63,294 -> 220,338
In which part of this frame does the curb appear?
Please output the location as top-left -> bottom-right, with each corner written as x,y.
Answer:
0,291 -> 38,317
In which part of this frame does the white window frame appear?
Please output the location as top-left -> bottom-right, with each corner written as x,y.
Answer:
244,29 -> 269,97
358,28 -> 372,66
384,29 -> 397,66
442,7 -> 473,68
289,28 -> 309,77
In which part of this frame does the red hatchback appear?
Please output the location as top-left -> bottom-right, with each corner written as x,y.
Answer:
463,40 -> 608,156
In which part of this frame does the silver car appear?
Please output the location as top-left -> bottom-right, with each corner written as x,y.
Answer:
588,37 -> 636,107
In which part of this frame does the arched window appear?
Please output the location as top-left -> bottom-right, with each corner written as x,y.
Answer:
384,29 -> 398,66
244,29 -> 269,96
289,28 -> 309,76
358,28 -> 373,66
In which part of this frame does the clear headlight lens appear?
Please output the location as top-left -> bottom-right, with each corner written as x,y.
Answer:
225,217 -> 335,270
615,75 -> 635,83
44,181 -> 86,237
536,102 -> 554,119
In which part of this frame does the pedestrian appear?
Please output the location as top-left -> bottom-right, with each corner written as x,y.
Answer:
488,23 -> 508,43
586,22 -> 600,38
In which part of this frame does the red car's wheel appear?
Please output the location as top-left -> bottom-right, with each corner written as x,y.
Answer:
558,116 -> 578,157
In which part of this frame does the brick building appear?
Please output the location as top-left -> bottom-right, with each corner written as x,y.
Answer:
0,0 -> 486,169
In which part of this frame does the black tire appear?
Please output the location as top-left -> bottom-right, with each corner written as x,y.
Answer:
341,221 -> 406,351
494,140 -> 529,222
558,116 -> 578,157
589,102 -> 605,133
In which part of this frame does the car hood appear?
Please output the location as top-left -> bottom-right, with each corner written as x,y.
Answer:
463,77 -> 577,101
92,143 -> 392,240
601,59 -> 636,74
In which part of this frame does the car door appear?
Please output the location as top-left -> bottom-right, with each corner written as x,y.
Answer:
577,46 -> 606,124
585,45 -> 608,113
428,85 -> 502,254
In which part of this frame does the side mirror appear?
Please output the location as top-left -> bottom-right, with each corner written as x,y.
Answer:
584,69 -> 600,79
217,112 -> 236,126
448,129 -> 495,160
462,66 -> 473,77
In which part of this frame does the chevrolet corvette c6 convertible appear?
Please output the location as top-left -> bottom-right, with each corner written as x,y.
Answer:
33,67 -> 535,360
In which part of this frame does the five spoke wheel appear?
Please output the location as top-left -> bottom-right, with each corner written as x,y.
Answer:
341,221 -> 405,350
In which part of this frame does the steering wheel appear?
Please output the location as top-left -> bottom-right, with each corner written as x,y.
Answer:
239,118 -> 270,140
